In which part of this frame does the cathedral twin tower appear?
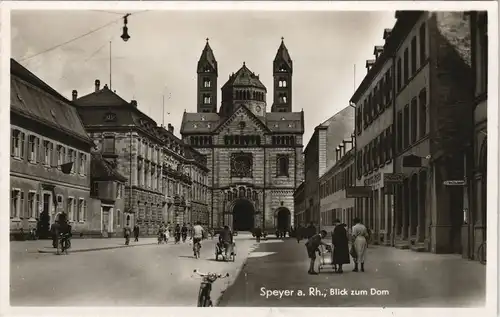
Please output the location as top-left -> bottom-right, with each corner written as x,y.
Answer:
196,38 -> 294,115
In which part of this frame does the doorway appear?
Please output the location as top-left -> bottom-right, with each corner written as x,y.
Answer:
102,206 -> 110,237
276,207 -> 291,231
232,199 -> 254,231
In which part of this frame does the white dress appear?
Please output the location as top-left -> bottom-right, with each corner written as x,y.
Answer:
352,223 -> 368,264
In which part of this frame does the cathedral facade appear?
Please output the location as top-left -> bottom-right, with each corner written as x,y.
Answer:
180,39 -> 304,232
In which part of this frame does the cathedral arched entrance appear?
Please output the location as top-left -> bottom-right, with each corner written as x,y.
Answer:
275,207 -> 291,231
231,199 -> 255,231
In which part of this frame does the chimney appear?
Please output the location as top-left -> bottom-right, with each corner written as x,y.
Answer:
72,90 -> 78,101
365,59 -> 375,72
130,100 -> 137,107
94,79 -> 100,92
335,147 -> 340,161
339,143 -> 345,156
373,45 -> 384,60
168,123 -> 174,134
383,28 -> 392,40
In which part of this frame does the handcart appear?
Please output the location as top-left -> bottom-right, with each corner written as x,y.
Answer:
317,244 -> 334,273
215,241 -> 236,262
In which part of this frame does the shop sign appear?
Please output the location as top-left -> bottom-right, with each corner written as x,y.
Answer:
383,173 -> 405,185
346,186 -> 372,198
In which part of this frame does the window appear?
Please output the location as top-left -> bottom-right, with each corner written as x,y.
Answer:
410,98 -> 418,143
11,189 -> 21,218
397,111 -> 403,152
356,107 -> 362,134
411,36 -> 417,75
68,197 -> 75,221
57,145 -> 66,166
277,155 -> 289,177
379,133 -> 385,164
403,105 -> 410,149
279,93 -> 287,104
396,58 -> 402,92
356,152 -> 362,179
28,135 -> 39,163
78,198 -> 85,222
79,153 -> 86,175
204,94 -> 211,104
278,79 -> 287,87
385,70 -> 392,105
203,78 -> 211,88
103,136 -> 115,154
419,88 -> 428,138
403,48 -> 409,85
43,140 -> 52,165
419,22 -> 427,65
28,191 -> 36,219
11,130 -> 25,159
67,149 -> 75,173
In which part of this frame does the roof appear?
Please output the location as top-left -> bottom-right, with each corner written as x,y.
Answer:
180,112 -> 221,134
274,38 -> 293,71
197,40 -> 218,75
90,152 -> 127,182
74,85 -> 130,107
266,112 -> 304,133
10,60 -> 92,144
222,63 -> 266,90
181,108 -> 304,135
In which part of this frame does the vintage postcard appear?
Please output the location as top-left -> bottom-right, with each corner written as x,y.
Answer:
1,1 -> 497,316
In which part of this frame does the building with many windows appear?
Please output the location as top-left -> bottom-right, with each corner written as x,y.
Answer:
293,181 -> 306,227
10,59 -> 94,239
181,39 -> 304,232
74,80 -> 209,235
319,137 -> 356,234
350,28 -> 396,246
373,11 -> 474,254
300,107 -> 355,230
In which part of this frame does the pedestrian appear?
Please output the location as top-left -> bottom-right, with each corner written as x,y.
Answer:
124,225 -> 131,245
351,217 -> 369,272
331,219 -> 350,273
305,229 -> 330,275
133,224 -> 140,242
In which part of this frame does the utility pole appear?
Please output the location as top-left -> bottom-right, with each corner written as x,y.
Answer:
109,41 -> 112,91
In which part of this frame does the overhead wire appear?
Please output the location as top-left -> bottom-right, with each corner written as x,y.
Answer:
18,10 -> 149,62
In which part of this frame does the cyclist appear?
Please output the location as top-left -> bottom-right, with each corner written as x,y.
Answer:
218,225 -> 233,258
192,221 -> 205,256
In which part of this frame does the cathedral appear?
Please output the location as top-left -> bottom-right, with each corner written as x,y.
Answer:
180,38 -> 304,232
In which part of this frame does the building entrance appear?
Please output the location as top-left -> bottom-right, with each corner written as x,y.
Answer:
276,207 -> 291,231
232,199 -> 254,231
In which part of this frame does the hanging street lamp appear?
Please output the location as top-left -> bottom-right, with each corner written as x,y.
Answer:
121,13 -> 131,42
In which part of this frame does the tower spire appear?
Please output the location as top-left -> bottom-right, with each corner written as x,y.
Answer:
197,38 -> 218,113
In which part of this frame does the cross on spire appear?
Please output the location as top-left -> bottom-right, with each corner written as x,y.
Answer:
281,36 -> 284,41
206,37 -> 209,43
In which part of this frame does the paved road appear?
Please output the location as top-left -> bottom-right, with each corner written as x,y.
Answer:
10,234 -> 256,306
218,239 -> 486,307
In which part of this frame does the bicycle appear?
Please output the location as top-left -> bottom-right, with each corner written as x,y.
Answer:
193,269 -> 229,307
57,233 -> 71,255
477,241 -> 486,265
193,239 -> 201,259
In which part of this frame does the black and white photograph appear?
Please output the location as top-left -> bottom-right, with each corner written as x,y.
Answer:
2,1 -> 497,313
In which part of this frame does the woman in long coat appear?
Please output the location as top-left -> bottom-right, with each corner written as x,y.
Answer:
331,219 -> 350,273
351,217 -> 369,272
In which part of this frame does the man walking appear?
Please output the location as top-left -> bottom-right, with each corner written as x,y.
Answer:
133,224 -> 140,242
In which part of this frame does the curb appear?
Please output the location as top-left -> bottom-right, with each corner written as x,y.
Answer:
37,242 -> 158,254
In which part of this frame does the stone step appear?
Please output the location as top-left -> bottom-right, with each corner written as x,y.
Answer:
410,243 -> 427,252
394,242 -> 410,250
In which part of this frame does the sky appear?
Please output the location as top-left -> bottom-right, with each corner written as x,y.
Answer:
11,10 -> 396,144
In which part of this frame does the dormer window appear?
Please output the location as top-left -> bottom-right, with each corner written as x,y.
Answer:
204,65 -> 211,72
278,78 -> 287,87
201,116 -> 206,121
279,64 -> 287,72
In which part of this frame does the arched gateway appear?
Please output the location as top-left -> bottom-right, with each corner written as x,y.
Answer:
275,207 -> 291,231
231,199 -> 255,231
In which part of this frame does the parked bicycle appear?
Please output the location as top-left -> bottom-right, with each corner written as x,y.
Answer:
193,269 -> 229,307
478,241 -> 486,265
57,233 -> 71,255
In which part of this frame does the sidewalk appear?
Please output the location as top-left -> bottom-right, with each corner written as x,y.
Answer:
10,237 -> 158,255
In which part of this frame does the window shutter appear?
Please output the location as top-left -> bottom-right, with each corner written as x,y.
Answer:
37,138 -> 43,163
83,200 -> 87,221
